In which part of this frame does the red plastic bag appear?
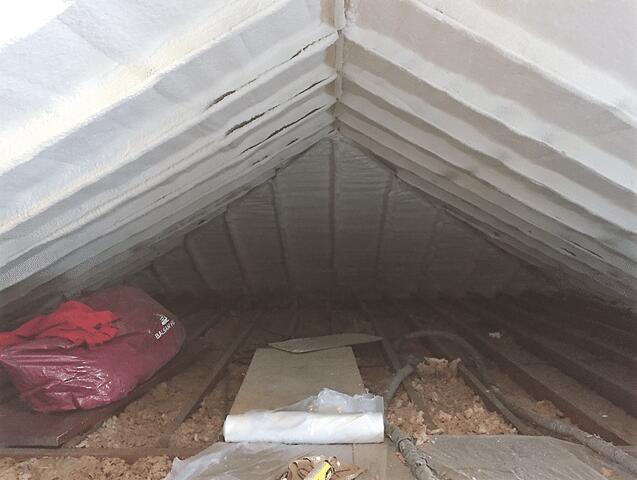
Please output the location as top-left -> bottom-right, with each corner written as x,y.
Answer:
0,286 -> 186,413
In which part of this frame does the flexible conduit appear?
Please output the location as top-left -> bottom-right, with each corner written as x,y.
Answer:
383,364 -> 439,480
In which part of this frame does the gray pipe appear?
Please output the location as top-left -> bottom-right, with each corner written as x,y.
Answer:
383,364 -> 439,480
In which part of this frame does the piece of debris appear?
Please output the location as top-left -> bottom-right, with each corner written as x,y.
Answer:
534,400 -> 566,419
386,390 -> 430,445
488,331 -> 502,339
277,455 -> 364,480
600,466 -> 616,477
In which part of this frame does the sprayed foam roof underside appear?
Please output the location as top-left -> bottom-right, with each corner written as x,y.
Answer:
0,0 -> 635,312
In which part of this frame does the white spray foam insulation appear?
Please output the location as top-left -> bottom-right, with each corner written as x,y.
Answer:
341,59 -> 636,238
339,118 -> 635,301
467,242 -> 520,297
0,0 -> 336,289
333,139 -> 392,292
420,0 -> 637,113
185,216 -> 245,293
125,268 -> 166,298
341,0 -> 636,300
375,182 -> 438,294
226,182 -> 289,291
347,0 -> 636,176
0,0 -> 635,314
150,245 -> 209,296
421,215 -> 483,295
339,87 -> 636,277
343,124 -> 628,300
114,137 -> 560,297
274,140 -> 333,291
0,123 -> 332,314
2,46 -> 335,256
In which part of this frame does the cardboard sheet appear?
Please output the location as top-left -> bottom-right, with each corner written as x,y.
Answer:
269,333 -> 381,354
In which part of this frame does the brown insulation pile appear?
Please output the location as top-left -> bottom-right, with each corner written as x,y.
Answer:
0,456 -> 171,480
386,358 -> 516,445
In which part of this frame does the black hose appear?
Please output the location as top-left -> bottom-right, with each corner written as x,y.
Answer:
396,330 -> 637,476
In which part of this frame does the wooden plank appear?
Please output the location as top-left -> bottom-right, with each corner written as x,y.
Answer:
158,308 -> 263,446
0,447 -> 201,462
501,296 -> 637,368
230,346 -> 364,414
470,298 -> 637,417
0,309 -> 223,447
431,301 -> 637,445
523,293 -> 637,344
225,322 -> 412,479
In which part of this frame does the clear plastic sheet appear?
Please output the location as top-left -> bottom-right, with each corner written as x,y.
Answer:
167,443 -> 335,480
421,435 -> 615,480
223,389 -> 384,444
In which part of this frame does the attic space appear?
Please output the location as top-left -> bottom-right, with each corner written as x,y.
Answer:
0,0 -> 636,478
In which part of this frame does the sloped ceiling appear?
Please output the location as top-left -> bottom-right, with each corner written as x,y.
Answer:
0,0 -> 635,318
123,137 -> 560,299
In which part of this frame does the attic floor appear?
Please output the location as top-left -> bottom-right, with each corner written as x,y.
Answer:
0,294 -> 635,479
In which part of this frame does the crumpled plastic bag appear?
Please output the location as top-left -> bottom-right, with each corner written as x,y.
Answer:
223,389 -> 384,444
167,443 -> 364,480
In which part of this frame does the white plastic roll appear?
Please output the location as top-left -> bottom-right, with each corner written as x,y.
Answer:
223,411 -> 384,444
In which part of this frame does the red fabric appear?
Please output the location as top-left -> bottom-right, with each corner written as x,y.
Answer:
0,287 -> 186,413
0,301 -> 119,349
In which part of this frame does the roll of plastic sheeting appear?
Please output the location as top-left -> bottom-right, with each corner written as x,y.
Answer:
224,411 -> 384,443
223,389 -> 384,444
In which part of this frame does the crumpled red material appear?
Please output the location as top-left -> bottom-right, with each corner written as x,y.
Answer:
0,301 -> 119,349
0,286 -> 186,413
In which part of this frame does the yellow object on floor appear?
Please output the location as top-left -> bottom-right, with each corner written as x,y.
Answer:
276,456 -> 364,480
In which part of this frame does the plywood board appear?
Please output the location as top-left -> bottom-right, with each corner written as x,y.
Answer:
223,346 -> 413,479
269,333 -> 381,353
420,436 -> 623,480
230,347 -> 365,414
